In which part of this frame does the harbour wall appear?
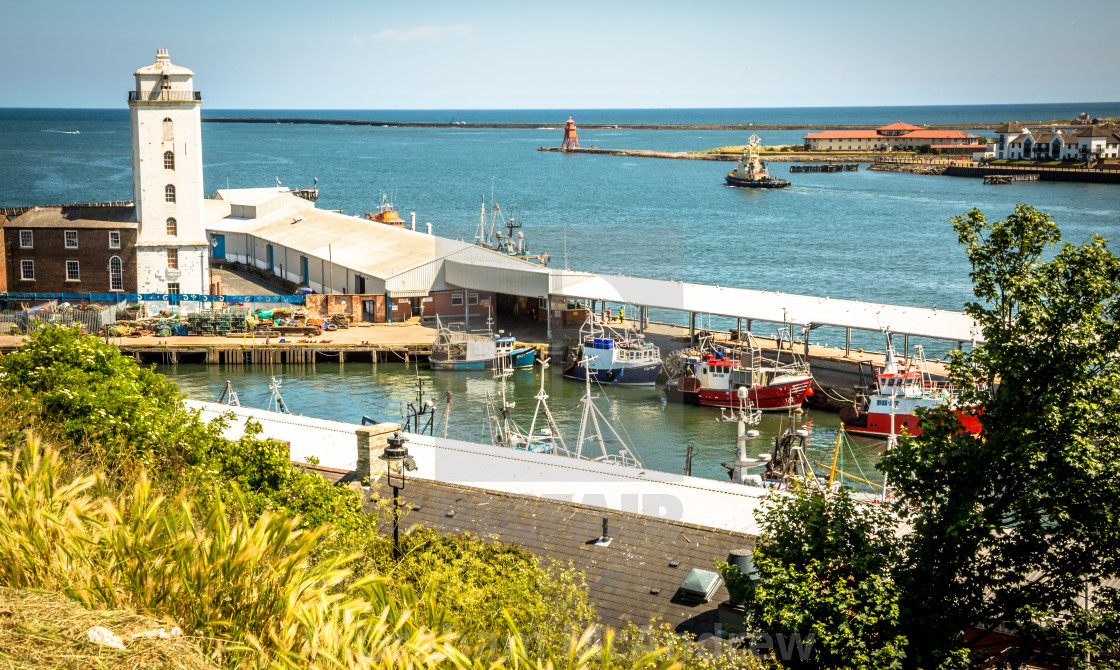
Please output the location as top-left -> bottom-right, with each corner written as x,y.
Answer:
870,157 -> 1120,184
537,147 -> 884,162
202,117 -> 1010,131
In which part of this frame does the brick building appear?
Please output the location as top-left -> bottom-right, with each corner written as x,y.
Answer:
2,205 -> 138,294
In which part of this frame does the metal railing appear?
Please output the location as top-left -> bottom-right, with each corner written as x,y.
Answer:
127,90 -> 202,102
0,302 -> 119,335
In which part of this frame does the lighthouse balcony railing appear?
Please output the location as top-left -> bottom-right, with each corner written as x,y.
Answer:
128,90 -> 202,102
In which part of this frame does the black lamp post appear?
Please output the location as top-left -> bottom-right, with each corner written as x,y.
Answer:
379,431 -> 412,560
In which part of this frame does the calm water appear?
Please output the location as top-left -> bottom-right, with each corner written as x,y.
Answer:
5,104 -> 1118,482
165,360 -> 886,487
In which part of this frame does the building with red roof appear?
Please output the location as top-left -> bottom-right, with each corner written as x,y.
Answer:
803,122 -> 983,152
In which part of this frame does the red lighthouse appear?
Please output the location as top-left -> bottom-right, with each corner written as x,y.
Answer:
561,116 -> 580,150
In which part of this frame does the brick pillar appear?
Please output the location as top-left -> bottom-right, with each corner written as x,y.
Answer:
356,422 -> 403,484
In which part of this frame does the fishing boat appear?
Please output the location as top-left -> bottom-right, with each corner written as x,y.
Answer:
365,194 -> 406,227
714,386 -> 820,490
837,337 -> 981,438
562,313 -> 661,386
485,357 -> 643,468
473,198 -> 550,265
724,133 -> 790,189
429,317 -> 536,371
663,332 -> 812,410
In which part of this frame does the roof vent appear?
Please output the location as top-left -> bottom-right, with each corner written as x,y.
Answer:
678,568 -> 723,603
592,517 -> 612,547
292,215 -> 304,224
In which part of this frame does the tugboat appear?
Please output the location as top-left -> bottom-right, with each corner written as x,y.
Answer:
562,313 -> 661,386
725,133 -> 790,189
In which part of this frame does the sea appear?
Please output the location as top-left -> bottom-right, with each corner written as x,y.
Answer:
2,102 -> 1118,483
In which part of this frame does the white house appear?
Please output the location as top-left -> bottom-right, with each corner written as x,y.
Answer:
992,122 -> 1120,160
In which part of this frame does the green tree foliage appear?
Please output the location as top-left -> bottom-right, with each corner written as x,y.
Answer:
880,204 -> 1120,668
748,487 -> 907,669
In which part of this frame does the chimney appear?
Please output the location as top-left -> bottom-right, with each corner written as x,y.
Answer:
426,222 -> 432,235
410,212 -> 416,231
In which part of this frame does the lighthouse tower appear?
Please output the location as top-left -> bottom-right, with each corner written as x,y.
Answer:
561,117 -> 580,150
128,49 -> 209,307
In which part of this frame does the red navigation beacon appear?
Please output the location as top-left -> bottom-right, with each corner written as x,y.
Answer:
561,116 -> 580,150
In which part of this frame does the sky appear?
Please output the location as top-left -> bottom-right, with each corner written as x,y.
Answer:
3,0 -> 1119,109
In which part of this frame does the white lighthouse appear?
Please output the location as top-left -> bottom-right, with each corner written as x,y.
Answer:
128,49 -> 209,307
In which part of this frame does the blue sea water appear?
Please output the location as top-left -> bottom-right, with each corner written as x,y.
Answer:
3,103 -> 1119,481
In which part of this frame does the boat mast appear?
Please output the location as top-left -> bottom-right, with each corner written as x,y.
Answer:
573,355 -> 641,466
526,358 -> 572,456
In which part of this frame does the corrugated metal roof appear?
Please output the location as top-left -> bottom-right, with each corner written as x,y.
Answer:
548,271 -> 983,343
205,194 -> 535,284
189,400 -> 769,535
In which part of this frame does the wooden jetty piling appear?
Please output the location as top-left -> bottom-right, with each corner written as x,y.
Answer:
789,164 -> 859,173
984,173 -> 1040,185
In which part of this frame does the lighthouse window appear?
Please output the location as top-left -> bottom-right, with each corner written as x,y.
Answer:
164,151 -> 175,170
165,184 -> 176,203
166,218 -> 177,236
167,248 -> 178,269
163,117 -> 173,141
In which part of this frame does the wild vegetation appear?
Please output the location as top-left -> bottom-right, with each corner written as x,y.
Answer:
0,327 -> 692,668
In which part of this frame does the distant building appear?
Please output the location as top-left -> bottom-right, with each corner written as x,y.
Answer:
803,122 -> 983,152
992,122 -> 1120,160
1,204 -> 138,294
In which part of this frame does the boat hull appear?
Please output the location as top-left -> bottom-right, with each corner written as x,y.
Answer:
429,345 -> 536,371
665,375 -> 812,411
841,405 -> 982,438
564,360 -> 661,386
725,175 -> 790,189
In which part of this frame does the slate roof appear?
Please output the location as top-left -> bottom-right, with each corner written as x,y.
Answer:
995,122 -> 1025,134
1076,124 -> 1115,138
311,463 -> 756,635
3,205 -> 136,230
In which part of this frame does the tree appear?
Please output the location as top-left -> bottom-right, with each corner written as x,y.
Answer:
748,487 -> 908,669
880,204 -> 1120,668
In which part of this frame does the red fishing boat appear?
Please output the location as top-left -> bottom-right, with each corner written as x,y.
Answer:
838,340 -> 981,438
664,334 -> 812,411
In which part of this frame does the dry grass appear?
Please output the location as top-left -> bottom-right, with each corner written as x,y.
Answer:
0,587 -> 218,670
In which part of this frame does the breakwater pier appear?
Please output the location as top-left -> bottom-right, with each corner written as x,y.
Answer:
203,117 -> 1009,131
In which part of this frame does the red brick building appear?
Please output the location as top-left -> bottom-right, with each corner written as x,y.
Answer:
2,205 -> 138,294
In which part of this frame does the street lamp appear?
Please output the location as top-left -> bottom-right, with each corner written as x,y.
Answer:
379,432 -> 415,560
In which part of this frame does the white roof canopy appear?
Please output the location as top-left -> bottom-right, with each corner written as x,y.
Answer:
548,271 -> 983,343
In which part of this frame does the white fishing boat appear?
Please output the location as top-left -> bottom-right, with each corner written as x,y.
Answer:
562,312 -> 661,385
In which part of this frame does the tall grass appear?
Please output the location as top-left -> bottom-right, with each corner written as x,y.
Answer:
0,433 -> 679,670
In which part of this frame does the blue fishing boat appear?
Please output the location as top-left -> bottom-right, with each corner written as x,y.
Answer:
562,313 -> 661,385
429,317 -> 536,371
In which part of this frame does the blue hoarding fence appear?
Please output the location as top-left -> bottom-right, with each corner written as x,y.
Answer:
1,292 -> 306,304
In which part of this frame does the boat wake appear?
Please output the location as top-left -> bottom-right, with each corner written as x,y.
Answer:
43,129 -> 81,135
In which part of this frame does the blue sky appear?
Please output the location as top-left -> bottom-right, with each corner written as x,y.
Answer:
3,0 -> 1118,109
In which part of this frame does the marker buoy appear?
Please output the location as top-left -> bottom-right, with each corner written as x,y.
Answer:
806,388 -> 814,397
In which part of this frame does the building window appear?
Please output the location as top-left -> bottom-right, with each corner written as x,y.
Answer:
163,117 -> 173,141
64,230 -> 78,249
166,217 -> 177,236
109,231 -> 121,249
451,293 -> 463,307
165,184 -> 176,203
468,293 -> 479,306
20,260 -> 34,280
19,230 -> 33,248
167,282 -> 181,305
164,150 -> 175,170
109,256 -> 123,291
66,260 -> 80,281
167,248 -> 178,269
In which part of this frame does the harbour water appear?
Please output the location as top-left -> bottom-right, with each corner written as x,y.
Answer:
165,361 -> 886,488
4,104 -> 1118,484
